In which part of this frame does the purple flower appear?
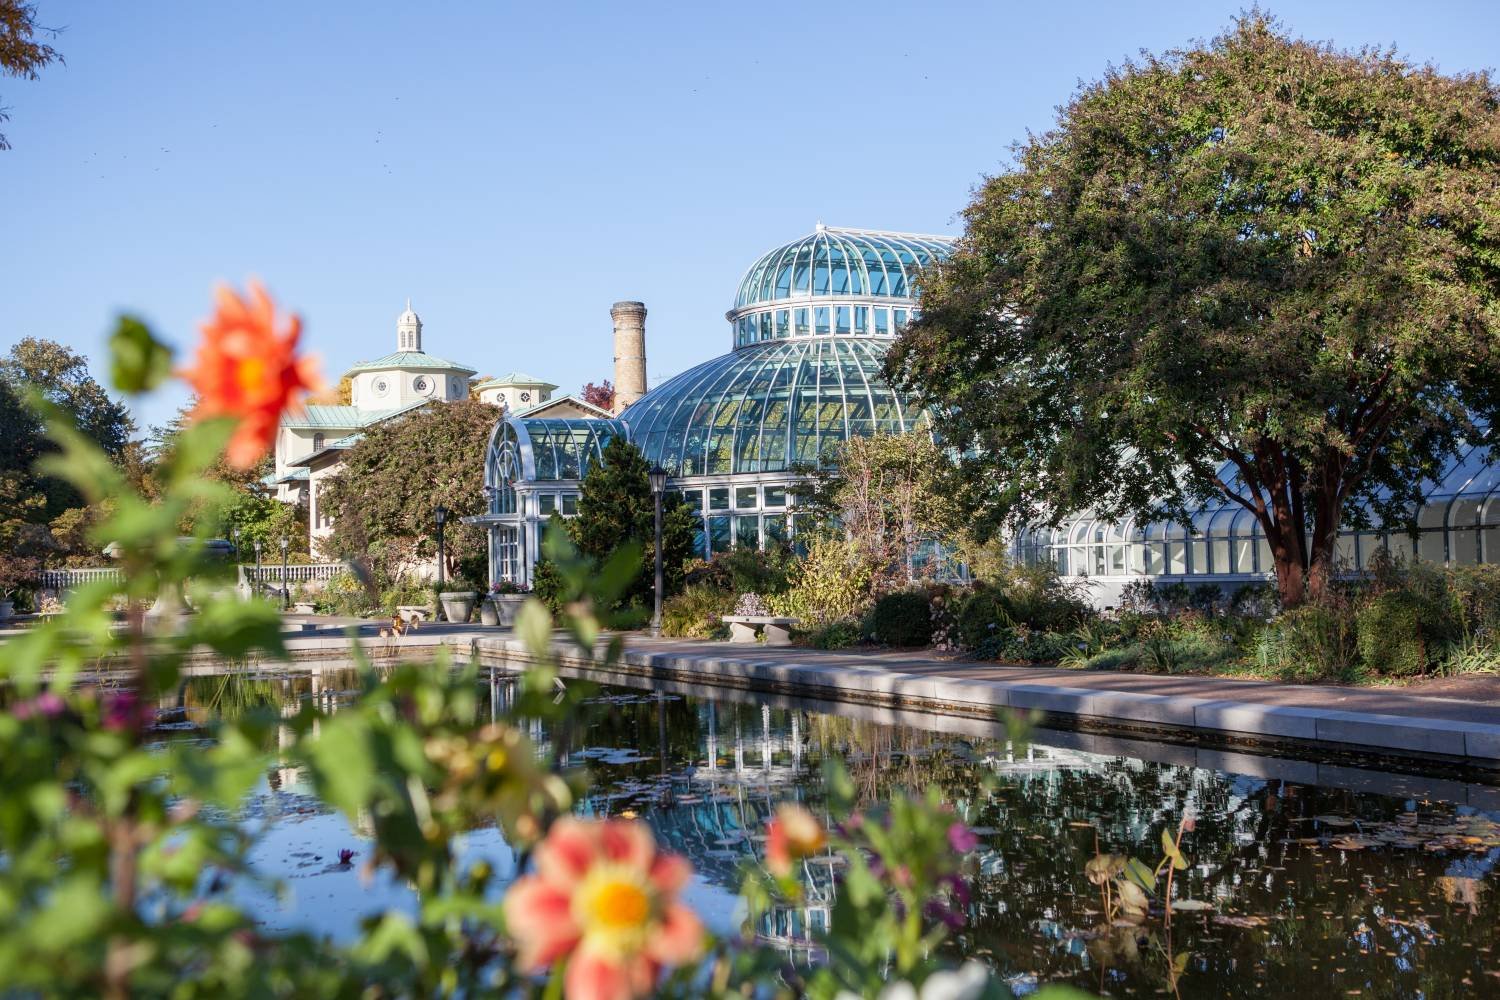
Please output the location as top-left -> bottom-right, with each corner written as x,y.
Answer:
102,691 -> 150,732
12,691 -> 65,721
947,822 -> 979,854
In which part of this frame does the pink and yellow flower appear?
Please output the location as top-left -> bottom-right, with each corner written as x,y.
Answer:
180,281 -> 322,469
503,816 -> 704,1000
765,803 -> 826,878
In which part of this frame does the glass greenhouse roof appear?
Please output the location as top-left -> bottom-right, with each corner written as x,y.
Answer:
503,417 -> 629,483
619,337 -> 926,477
731,226 -> 954,311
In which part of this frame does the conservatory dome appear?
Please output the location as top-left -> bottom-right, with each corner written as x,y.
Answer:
620,337 -> 928,477
725,225 -> 954,349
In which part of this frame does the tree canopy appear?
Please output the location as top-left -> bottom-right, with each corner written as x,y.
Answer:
0,0 -> 60,150
318,400 -> 499,584
798,432 -> 963,587
887,12 -> 1500,606
1,338 -> 134,521
570,436 -> 696,607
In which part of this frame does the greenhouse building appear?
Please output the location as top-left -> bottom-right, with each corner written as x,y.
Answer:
473,225 -> 954,586
1011,445 -> 1500,607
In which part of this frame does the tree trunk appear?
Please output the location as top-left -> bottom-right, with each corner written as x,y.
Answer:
1263,517 -> 1309,608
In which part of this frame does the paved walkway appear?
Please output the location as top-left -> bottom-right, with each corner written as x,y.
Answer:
466,631 -> 1500,765
65,612 -> 1499,766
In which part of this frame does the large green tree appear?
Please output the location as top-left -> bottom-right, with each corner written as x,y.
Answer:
571,436 -> 696,608
318,400 -> 499,583
887,13 -> 1500,607
1,338 -> 134,520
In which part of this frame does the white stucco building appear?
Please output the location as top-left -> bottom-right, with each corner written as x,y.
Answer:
269,301 -> 484,551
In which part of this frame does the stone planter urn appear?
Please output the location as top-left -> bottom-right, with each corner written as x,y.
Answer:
0,599 -> 13,623
487,594 -> 527,627
439,591 -> 477,624
478,598 -> 501,627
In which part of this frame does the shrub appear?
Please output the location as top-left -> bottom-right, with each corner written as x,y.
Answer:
1117,579 -> 1158,614
973,626 -> 1075,663
660,584 -> 735,639
1271,602 -> 1360,682
1357,591 -> 1431,677
806,618 -> 862,649
769,537 -> 874,627
531,557 -> 565,614
1000,561 -> 1090,631
315,569 -> 375,617
954,587 -> 1014,649
1187,584 -> 1223,615
379,577 -> 432,615
684,546 -> 796,597
867,591 -> 933,648
1229,582 -> 1280,619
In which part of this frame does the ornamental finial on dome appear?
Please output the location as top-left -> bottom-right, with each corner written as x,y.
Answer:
397,298 -> 423,352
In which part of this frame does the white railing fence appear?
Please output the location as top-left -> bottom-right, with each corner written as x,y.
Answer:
39,567 -> 123,589
38,564 -> 343,592
239,564 -> 343,585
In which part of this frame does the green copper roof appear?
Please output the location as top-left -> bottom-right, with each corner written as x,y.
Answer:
344,351 -> 477,376
280,400 -> 430,430
474,371 -> 558,390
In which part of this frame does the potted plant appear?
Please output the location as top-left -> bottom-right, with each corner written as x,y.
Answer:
438,581 -> 480,624
483,580 -> 529,627
0,552 -> 42,623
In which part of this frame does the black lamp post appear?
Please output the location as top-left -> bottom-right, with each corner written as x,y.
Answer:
434,504 -> 449,590
648,466 -> 668,637
232,526 -> 241,564
253,539 -> 263,598
279,535 -> 290,610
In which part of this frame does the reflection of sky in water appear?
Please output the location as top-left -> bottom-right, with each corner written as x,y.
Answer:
162,667 -> 1500,997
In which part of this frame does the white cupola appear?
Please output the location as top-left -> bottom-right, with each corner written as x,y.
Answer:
397,298 -> 423,352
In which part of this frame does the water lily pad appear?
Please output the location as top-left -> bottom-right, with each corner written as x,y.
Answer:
1170,899 -> 1215,912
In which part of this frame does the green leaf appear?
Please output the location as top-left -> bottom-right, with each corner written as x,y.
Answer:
1123,857 -> 1156,895
108,314 -> 174,393
516,597 -> 553,657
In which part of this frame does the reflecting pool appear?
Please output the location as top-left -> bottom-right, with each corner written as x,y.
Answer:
158,664 -> 1500,999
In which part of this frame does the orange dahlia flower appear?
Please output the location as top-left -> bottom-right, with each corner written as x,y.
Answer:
503,817 -> 704,1000
180,281 -> 322,469
765,803 -> 826,878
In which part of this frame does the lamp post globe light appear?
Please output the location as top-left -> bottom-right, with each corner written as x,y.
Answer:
648,466 -> 668,638
253,539 -> 263,599
231,526 -> 241,564
279,535 -> 290,610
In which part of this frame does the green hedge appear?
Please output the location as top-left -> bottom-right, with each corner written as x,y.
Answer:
867,591 -> 933,648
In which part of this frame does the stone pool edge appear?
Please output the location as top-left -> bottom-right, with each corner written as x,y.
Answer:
472,635 -> 1500,768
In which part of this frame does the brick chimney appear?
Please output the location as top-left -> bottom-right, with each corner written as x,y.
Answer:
610,300 -> 647,414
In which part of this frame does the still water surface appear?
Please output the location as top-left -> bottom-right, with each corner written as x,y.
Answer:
160,664 -> 1500,999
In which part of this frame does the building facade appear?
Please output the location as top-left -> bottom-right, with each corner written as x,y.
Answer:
272,301 -> 496,551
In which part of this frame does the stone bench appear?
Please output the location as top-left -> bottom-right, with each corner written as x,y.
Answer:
721,615 -> 800,646
396,605 -> 431,625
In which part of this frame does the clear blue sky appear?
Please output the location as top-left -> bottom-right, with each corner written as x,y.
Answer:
6,1 -> 1498,431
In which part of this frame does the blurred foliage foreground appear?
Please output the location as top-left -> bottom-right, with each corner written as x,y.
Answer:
0,292 -> 1090,999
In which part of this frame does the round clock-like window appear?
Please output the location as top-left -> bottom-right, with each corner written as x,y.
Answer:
520,391 -> 531,402
414,376 -> 431,395
373,377 -> 390,397
496,392 -> 508,406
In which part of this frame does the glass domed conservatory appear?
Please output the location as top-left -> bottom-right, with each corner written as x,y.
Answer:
474,225 -> 953,586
